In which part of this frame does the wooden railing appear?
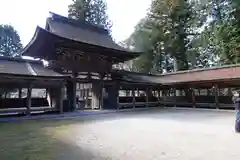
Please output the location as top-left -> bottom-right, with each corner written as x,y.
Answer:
0,98 -> 53,115
118,96 -> 234,110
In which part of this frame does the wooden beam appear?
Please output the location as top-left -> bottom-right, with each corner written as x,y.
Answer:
26,84 -> 33,116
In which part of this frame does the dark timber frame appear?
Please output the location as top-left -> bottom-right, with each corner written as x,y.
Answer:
21,12 -> 142,112
2,12 -> 239,117
0,73 -> 67,115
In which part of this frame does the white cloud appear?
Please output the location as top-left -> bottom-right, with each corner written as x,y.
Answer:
0,0 -> 151,45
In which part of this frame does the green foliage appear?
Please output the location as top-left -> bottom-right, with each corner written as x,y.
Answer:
201,0 -> 240,65
126,0 -> 206,73
0,25 -> 22,57
68,0 -> 112,32
126,0 -> 240,73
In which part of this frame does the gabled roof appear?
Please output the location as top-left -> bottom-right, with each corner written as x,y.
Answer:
22,12 -> 142,62
0,56 -> 67,78
46,12 -> 135,52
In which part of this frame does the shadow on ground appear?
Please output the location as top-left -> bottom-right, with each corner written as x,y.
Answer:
0,118 -> 109,160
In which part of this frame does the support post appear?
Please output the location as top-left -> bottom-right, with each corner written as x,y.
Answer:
207,89 -> 211,96
100,74 -> 104,110
132,88 -> 136,109
228,88 -> 232,96
86,88 -> 89,108
59,85 -> 64,114
26,84 -> 33,116
173,88 -> 177,107
92,74 -> 104,110
146,88 -> 149,108
72,73 -> 77,111
18,88 -> 22,98
191,88 -> 196,108
158,90 -> 161,99
117,90 -> 120,110
137,88 -> 140,97
214,84 -> 219,109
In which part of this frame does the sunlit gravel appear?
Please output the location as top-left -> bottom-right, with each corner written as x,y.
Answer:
56,108 -> 239,160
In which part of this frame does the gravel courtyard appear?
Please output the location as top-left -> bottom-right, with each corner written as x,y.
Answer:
57,108 -> 239,160
1,108 -> 239,160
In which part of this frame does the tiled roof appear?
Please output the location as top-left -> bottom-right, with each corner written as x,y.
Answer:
113,64 -> 240,86
111,70 -> 160,85
22,12 -> 142,62
0,56 -> 66,78
158,65 -> 240,85
46,13 -> 136,53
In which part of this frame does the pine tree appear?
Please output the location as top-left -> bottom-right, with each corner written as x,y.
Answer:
0,25 -> 22,57
68,0 -> 112,32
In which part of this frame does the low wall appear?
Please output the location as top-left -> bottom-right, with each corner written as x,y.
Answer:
0,98 -> 49,109
118,96 -> 234,110
119,96 -> 159,103
160,96 -> 232,104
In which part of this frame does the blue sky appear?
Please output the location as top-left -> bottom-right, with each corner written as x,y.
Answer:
0,0 -> 151,46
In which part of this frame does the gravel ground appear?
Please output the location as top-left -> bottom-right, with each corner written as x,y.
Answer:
54,108 -> 240,160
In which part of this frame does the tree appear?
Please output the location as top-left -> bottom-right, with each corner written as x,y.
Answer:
68,0 -> 112,32
199,0 -> 240,65
0,25 -> 22,57
126,0 -> 206,73
124,17 -> 171,73
126,0 -> 239,73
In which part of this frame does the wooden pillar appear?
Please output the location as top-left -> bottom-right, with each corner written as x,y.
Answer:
92,74 -> 104,109
117,89 -> 120,110
146,88 -> 149,108
173,88 -> 177,107
86,88 -> 89,108
214,84 -> 219,109
18,88 -> 22,98
45,88 -> 48,98
207,89 -> 211,96
132,88 -> 136,109
137,88 -> 140,97
100,74 -> 104,109
59,85 -> 64,114
191,88 -> 196,108
26,84 -> 33,116
228,88 -> 232,96
158,90 -> 161,99
71,73 -> 77,111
